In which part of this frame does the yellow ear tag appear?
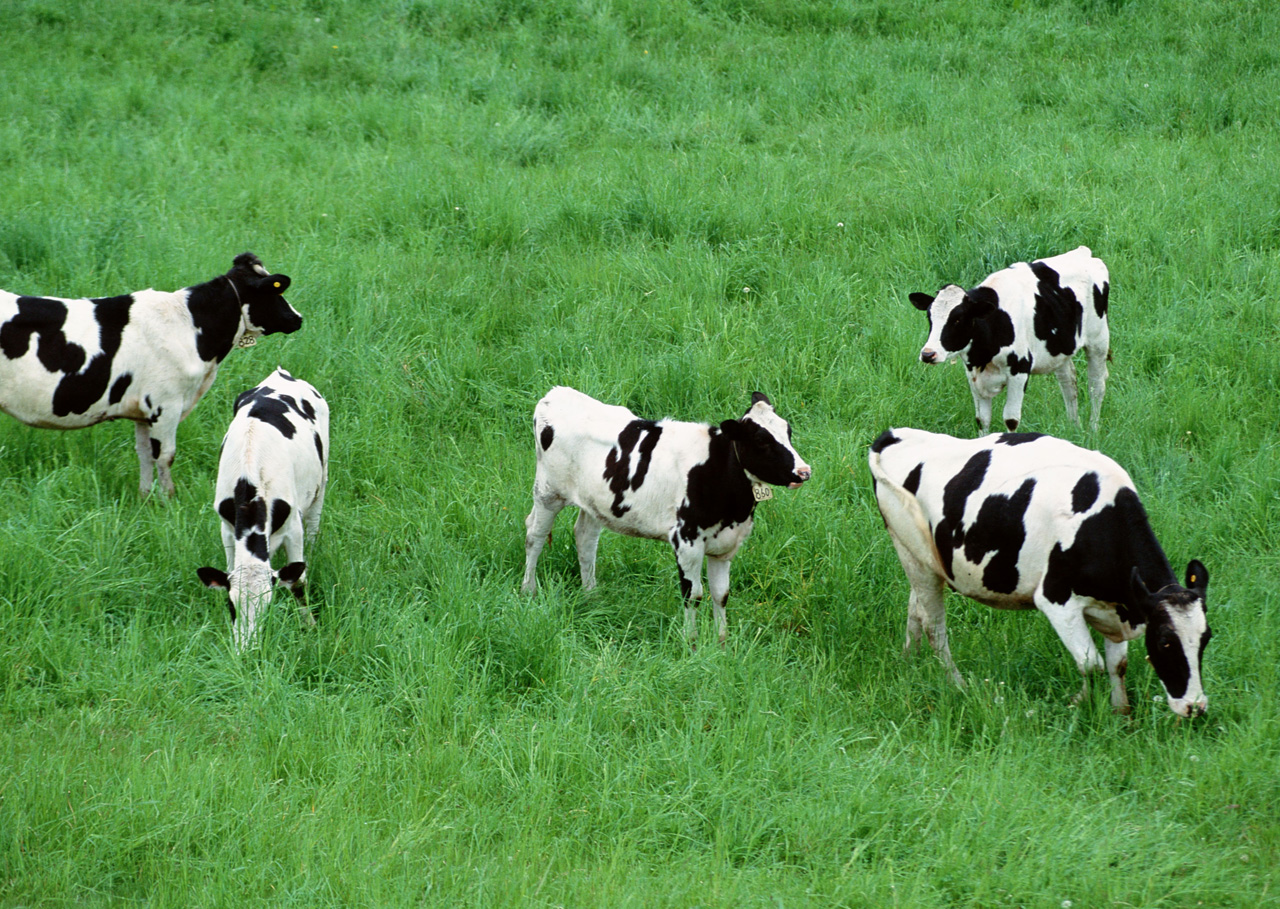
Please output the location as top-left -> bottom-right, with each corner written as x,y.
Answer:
1190,575 -> 1197,585
273,281 -> 281,288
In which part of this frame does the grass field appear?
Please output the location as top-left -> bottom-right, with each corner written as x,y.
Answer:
2,0 -> 1279,905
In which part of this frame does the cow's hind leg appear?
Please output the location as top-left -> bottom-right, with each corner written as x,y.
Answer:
279,513 -> 315,628
1035,591 -> 1104,706
573,510 -> 604,591
1103,638 -> 1130,715
521,491 -> 564,595
134,423 -> 157,496
142,412 -> 181,497
892,539 -> 962,687
1085,343 -> 1108,431
1054,358 -> 1080,426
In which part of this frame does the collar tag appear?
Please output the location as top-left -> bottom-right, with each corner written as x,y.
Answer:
237,335 -> 257,348
752,484 -> 773,502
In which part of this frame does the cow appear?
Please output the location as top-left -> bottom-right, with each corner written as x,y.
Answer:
868,427 -> 1210,717
908,246 -> 1110,433
520,386 -> 812,648
196,368 -> 329,651
0,252 -> 302,496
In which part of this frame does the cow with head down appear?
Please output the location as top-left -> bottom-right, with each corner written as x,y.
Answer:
909,245 -> 1110,433
869,427 -> 1210,717
0,252 -> 302,495
521,386 -> 811,648
197,368 -> 329,651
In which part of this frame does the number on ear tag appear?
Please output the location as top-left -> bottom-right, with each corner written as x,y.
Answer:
237,335 -> 257,348
752,485 -> 773,502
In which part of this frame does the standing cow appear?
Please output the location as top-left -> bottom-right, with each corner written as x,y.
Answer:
521,387 -> 811,648
869,427 -> 1210,717
0,252 -> 302,495
196,368 -> 329,650
908,246 -> 1110,432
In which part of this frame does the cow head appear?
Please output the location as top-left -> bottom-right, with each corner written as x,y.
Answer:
910,285 -> 999,364
197,560 -> 307,651
721,392 -> 812,489
1131,560 -> 1211,718
228,252 -> 303,337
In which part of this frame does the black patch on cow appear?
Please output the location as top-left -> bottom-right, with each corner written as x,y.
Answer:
540,424 -> 555,451
232,477 -> 267,542
934,450 -> 991,579
150,438 -> 161,460
678,565 -> 694,602
995,433 -> 1045,446
963,478 -> 1036,594
603,419 -> 663,518
234,384 -> 313,439
313,430 -> 325,465
244,531 -> 269,562
299,397 -> 316,422
218,496 -> 236,526
147,405 -> 162,425
108,372 -> 132,405
186,279 -> 242,363
903,462 -> 924,495
1030,261 -> 1084,358
870,430 -> 900,453
950,290 -> 1015,370
1093,281 -> 1109,319
1041,486 -> 1175,622
676,428 -> 755,545
1071,472 -> 1100,513
271,498 -> 292,534
729,417 -> 799,487
1,297 -> 76,369
1007,352 -> 1033,375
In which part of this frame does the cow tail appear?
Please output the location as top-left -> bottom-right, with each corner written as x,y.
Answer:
867,451 -> 949,583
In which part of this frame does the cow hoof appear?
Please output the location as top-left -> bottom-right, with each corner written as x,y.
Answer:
1112,705 -> 1132,716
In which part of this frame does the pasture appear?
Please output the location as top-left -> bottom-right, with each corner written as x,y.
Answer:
1,0 -> 1278,904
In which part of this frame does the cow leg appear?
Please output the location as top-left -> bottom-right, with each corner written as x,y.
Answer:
521,492 -> 564,595
1001,372 -> 1030,432
143,414 -> 180,497
1085,344 -> 1108,431
573,510 -> 604,591
303,486 -> 326,539
1035,592 -> 1104,706
706,554 -> 732,649
1054,359 -> 1080,425
890,538 -> 963,686
134,423 -> 157,495
279,514 -> 315,628
1104,638 -> 1131,715
967,372 -> 993,433
672,540 -> 706,649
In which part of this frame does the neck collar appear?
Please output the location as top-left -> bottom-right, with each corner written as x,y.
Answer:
227,277 -> 258,348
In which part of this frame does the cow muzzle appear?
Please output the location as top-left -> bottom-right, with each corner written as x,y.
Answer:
920,349 -> 940,364
788,466 -> 812,489
1170,696 -> 1208,718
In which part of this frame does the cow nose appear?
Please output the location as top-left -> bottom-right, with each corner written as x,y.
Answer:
921,349 -> 937,364
796,466 -> 812,482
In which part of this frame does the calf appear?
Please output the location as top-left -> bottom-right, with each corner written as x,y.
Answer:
869,428 -> 1210,717
521,387 -> 811,647
196,368 -> 329,650
0,252 -> 302,495
909,246 -> 1110,432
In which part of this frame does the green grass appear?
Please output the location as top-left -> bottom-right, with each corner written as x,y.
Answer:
2,0 -> 1279,904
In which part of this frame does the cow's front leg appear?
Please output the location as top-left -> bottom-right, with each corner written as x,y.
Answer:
573,510 -> 604,592
1035,592 -> 1104,706
1104,637 -> 1131,715
672,537 -> 706,649
967,370 -> 994,433
1085,344 -> 1108,431
143,412 -> 181,497
1002,372 -> 1030,432
706,554 -> 732,649
1054,359 -> 1080,426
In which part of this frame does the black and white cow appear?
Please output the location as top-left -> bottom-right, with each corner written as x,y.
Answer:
869,428 -> 1210,717
909,246 -> 1110,433
196,368 -> 329,650
0,252 -> 302,495
521,386 -> 812,647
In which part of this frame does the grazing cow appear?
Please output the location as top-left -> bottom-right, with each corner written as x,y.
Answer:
196,368 -> 329,650
521,386 -> 812,647
908,246 -> 1110,432
869,428 -> 1210,717
0,252 -> 302,495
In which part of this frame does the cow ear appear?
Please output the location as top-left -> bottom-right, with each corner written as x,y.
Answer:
719,419 -> 743,439
198,567 -> 230,590
1185,560 -> 1208,598
276,561 -> 307,587
267,274 -> 291,293
1128,567 -> 1153,610
909,292 -> 935,311
965,286 -> 999,317
750,391 -> 772,408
